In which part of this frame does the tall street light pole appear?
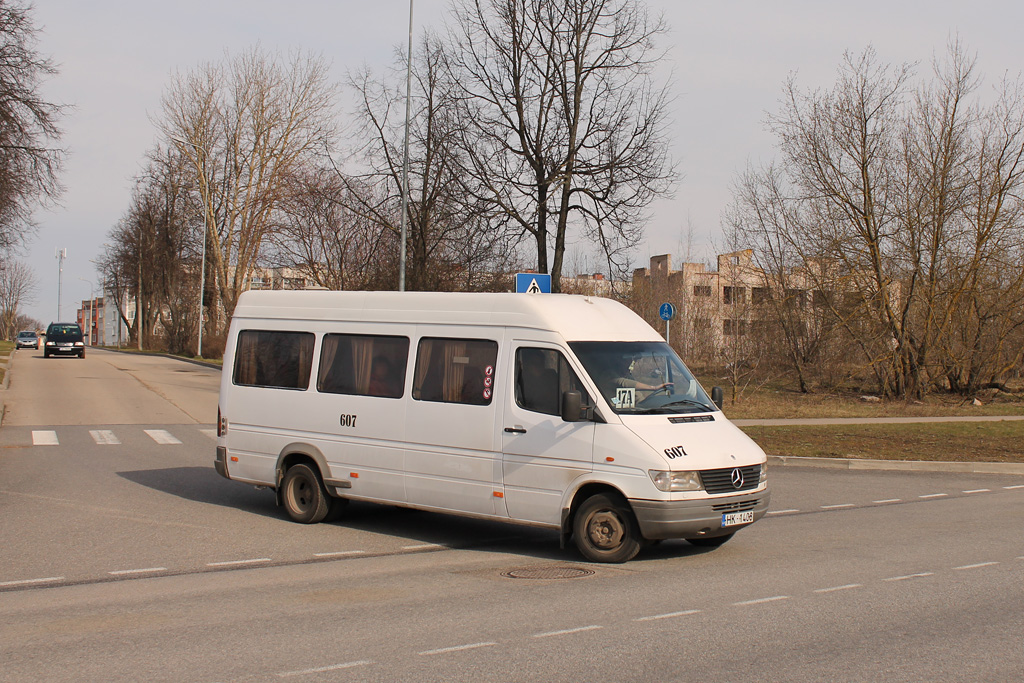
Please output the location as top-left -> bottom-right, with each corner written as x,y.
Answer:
169,134 -> 212,358
398,0 -> 413,292
55,248 -> 66,320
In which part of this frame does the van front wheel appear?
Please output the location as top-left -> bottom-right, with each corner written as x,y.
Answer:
573,493 -> 642,563
282,463 -> 330,524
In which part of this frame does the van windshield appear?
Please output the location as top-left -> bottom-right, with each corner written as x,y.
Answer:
569,341 -> 716,415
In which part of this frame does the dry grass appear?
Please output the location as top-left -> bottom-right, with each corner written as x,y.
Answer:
741,421 -> 1024,463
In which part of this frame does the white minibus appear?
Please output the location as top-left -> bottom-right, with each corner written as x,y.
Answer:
215,291 -> 770,562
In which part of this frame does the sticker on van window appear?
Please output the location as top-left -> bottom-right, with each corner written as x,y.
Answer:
615,387 -> 636,408
484,376 -> 492,388
485,365 -> 494,377
483,388 -> 492,400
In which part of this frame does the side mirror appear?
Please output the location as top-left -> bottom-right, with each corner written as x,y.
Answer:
711,386 -> 724,411
561,390 -> 582,422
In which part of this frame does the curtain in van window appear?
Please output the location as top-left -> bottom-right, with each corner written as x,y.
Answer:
234,331 -> 259,385
318,335 -> 340,390
443,341 -> 467,402
352,337 -> 374,394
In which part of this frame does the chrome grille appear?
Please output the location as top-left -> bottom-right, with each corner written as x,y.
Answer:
700,465 -> 761,494
712,499 -> 759,513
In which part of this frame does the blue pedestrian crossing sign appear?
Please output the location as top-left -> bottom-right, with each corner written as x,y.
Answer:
659,302 -> 676,321
516,273 -> 551,294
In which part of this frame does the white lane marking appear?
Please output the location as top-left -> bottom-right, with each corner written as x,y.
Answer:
821,504 -> 854,509
734,596 -> 790,606
919,493 -> 948,499
814,584 -> 863,593
90,430 -> 121,445
402,544 -> 442,551
109,567 -> 167,576
206,558 -> 271,567
1004,485 -> 1024,490
767,509 -> 799,515
962,489 -> 990,494
634,609 -> 701,621
0,576 -> 64,587
533,625 -> 603,638
884,572 -> 934,582
200,429 -> 216,440
873,499 -> 901,504
954,562 -> 999,571
31,431 -> 59,446
145,429 -> 182,445
278,661 -> 373,677
418,642 -> 496,656
313,550 -> 366,558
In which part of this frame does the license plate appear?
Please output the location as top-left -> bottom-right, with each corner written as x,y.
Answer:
722,510 -> 754,527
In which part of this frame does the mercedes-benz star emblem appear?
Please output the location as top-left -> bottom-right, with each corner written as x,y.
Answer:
730,468 -> 744,489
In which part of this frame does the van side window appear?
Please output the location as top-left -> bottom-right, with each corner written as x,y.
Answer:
516,348 -> 589,416
233,330 -> 315,390
413,338 -> 498,405
318,334 -> 409,398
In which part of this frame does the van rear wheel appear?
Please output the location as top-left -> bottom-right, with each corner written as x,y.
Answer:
282,463 -> 331,524
573,493 -> 642,563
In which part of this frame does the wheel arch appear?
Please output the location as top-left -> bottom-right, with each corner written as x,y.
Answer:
559,481 -> 631,549
274,442 -> 330,507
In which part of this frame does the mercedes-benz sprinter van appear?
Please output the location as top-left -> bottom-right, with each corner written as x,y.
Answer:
215,291 -> 769,562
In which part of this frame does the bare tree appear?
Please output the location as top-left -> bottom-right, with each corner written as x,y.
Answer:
0,257 -> 34,339
157,47 -> 339,333
448,0 -> 675,290
0,1 -> 64,248
343,33 -> 515,291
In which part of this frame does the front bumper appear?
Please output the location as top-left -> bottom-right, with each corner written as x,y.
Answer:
46,345 -> 82,355
630,488 -> 770,540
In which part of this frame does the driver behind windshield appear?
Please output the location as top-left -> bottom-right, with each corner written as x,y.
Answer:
593,355 -> 672,402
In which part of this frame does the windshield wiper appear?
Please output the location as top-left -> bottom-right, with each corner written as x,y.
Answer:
656,398 -> 714,411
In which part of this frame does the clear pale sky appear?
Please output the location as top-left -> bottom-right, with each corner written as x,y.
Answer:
24,0 -> 1024,325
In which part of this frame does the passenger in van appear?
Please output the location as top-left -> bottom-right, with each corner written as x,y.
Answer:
368,356 -> 402,397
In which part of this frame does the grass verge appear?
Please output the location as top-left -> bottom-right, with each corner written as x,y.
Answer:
741,421 -> 1024,463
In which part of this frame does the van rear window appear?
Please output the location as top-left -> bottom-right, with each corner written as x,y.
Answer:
317,334 -> 409,398
413,338 -> 498,405
233,330 -> 315,390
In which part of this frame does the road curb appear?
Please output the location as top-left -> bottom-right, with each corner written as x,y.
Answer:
95,346 -> 221,370
768,454 -> 1024,476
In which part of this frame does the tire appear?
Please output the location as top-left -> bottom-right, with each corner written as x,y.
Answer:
572,493 -> 643,563
686,532 -> 735,548
281,463 -> 331,524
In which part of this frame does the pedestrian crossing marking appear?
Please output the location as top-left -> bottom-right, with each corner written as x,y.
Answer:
200,429 -> 216,440
144,429 -> 183,445
32,430 -> 59,446
90,430 -> 121,445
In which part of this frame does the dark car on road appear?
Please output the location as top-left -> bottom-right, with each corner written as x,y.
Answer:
15,330 -> 38,349
44,322 -> 85,358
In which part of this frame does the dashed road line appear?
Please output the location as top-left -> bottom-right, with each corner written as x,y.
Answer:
821,504 -> 854,509
814,583 -> 863,593
0,576 -> 64,588
634,610 -> 701,621
767,509 -> 799,515
873,499 -> 901,504
734,595 -> 790,606
31,430 -> 59,446
1004,485 -> 1024,490
533,625 -> 603,638
108,567 -> 167,576
963,489 -> 990,494
919,493 -> 948,499
90,430 -> 121,445
206,558 -> 271,567
418,642 -> 496,656
278,661 -> 373,677
314,550 -> 366,558
145,429 -> 182,445
884,572 -> 934,582
954,562 -> 999,571
200,429 -> 217,440
402,544 -> 443,551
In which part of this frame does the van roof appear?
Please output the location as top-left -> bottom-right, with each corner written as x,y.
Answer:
232,291 -> 662,342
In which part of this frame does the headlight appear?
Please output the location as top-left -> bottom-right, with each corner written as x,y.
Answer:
649,470 -> 703,492
46,341 -> 55,346
760,463 -> 767,483
74,341 -> 84,346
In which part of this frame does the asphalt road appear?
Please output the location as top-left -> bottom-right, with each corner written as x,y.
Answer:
1,348 -> 1022,682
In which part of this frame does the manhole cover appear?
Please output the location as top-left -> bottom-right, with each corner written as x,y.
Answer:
501,566 -> 595,580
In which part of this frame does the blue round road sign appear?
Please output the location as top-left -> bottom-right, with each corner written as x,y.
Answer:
659,302 -> 676,321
